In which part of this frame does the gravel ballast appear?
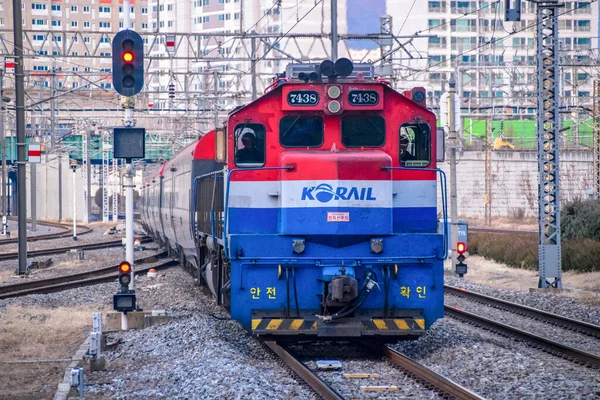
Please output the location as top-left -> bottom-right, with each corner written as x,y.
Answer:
393,318 -> 600,399
446,276 -> 600,326
445,292 -> 600,356
83,267 -> 316,400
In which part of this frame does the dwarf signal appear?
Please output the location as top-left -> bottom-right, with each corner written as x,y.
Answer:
118,261 -> 132,291
114,261 -> 136,312
456,241 -> 467,277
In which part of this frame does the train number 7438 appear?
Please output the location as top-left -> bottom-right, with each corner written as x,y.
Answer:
287,91 -> 319,106
348,91 -> 379,105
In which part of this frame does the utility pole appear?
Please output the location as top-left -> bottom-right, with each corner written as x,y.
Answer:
331,0 -> 338,60
447,76 -> 459,272
86,126 -> 92,222
31,81 -> 44,232
594,80 -> 600,199
81,127 -> 90,224
71,161 -> 77,240
213,69 -> 219,129
13,0 -> 27,275
50,66 -> 56,148
485,76 -> 493,226
250,35 -> 257,101
0,68 -> 7,224
58,154 -> 62,221
535,0 -> 562,288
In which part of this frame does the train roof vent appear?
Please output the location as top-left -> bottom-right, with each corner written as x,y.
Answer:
285,62 -> 375,81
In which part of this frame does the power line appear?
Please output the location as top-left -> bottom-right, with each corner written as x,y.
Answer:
398,0 -> 417,34
404,0 -> 599,80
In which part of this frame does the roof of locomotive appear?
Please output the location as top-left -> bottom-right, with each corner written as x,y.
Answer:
228,60 -> 432,118
193,130 -> 215,160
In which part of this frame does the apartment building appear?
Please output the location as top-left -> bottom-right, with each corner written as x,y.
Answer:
387,0 -> 599,111
0,0 -> 149,93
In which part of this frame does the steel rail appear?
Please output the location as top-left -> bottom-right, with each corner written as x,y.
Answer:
445,285 -> 600,339
264,341 -> 344,400
382,345 -> 485,400
0,219 -> 93,244
0,252 -> 171,299
446,306 -> 600,368
0,237 -> 151,261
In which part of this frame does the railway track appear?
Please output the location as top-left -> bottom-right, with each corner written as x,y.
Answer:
0,251 -> 172,299
445,285 -> 600,339
0,219 -> 93,244
266,341 -> 483,400
0,237 -> 152,261
445,306 -> 600,368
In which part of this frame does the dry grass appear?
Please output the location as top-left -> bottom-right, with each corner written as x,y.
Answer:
464,216 -> 538,230
0,305 -> 94,360
0,305 -> 98,399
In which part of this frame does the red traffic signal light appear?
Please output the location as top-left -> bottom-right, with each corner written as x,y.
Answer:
118,261 -> 132,290
112,30 -> 144,96
456,242 -> 466,255
119,261 -> 131,274
122,51 -> 134,63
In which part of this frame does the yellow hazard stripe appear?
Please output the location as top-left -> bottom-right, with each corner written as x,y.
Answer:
266,319 -> 283,330
290,319 -> 303,330
394,319 -> 409,330
373,319 -> 388,330
415,319 -> 425,329
252,319 -> 261,330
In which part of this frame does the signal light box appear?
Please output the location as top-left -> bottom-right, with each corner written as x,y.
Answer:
112,30 -> 144,97
113,127 -> 146,160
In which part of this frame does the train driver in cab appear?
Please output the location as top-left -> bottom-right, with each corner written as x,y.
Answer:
235,128 -> 264,165
400,132 -> 416,163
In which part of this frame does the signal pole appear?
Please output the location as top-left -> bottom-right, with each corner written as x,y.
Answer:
0,68 -> 7,224
13,0 -> 28,275
535,0 -> 562,288
71,161 -> 77,240
447,76 -> 459,273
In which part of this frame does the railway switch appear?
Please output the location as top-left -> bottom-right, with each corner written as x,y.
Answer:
456,242 -> 467,278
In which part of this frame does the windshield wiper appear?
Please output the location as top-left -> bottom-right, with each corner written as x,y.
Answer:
281,115 -> 301,138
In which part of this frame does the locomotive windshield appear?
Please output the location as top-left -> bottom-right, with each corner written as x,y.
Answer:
400,123 -> 431,167
234,123 -> 266,167
341,116 -> 385,147
279,116 -> 324,147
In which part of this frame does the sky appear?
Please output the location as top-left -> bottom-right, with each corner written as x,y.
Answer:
346,0 -> 386,49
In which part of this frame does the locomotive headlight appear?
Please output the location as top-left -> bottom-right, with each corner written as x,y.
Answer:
328,100 -> 341,113
327,85 -> 341,99
370,239 -> 383,254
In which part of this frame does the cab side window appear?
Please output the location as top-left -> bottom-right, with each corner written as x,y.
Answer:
234,123 -> 266,167
399,123 -> 431,167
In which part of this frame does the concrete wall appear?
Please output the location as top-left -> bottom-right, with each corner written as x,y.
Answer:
26,156 -> 86,222
24,157 -> 143,223
438,150 -> 594,218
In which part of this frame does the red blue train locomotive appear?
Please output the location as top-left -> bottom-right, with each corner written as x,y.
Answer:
141,59 -> 448,340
